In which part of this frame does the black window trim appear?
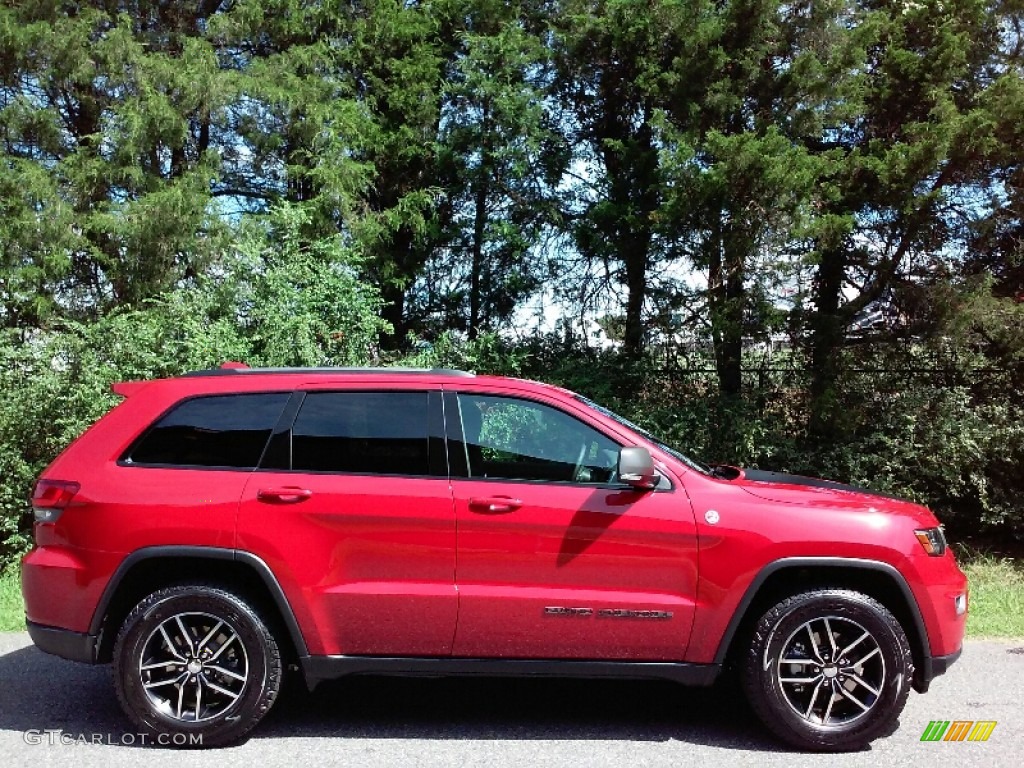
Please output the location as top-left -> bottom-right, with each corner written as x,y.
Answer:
117,390 -> 293,472
253,388 -> 450,481
441,390 -> 674,492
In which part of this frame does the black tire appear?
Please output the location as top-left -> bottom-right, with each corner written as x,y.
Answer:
113,584 -> 282,748
742,589 -> 913,751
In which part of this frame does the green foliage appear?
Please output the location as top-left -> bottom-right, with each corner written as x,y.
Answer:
398,330 -> 528,375
0,568 -> 22,631
234,204 -> 389,366
0,1 -> 231,315
0,203 -> 385,565
958,548 -> 1024,638
0,0 -> 1022,566
500,333 -> 1022,540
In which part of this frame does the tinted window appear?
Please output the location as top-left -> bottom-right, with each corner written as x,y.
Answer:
456,394 -> 619,483
289,392 -> 430,475
128,393 -> 289,468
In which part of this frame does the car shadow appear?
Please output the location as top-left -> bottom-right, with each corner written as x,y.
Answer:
0,642 -> 790,752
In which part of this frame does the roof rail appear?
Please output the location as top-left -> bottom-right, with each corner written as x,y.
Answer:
180,366 -> 475,378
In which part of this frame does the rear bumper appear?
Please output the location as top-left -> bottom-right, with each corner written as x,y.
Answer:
914,646 -> 962,693
26,620 -> 98,664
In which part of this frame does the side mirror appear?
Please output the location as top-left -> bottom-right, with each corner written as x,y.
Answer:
618,446 -> 657,490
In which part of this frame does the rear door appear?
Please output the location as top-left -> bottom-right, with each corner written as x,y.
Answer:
113,391 -> 292,550
236,387 -> 457,657
446,389 -> 698,661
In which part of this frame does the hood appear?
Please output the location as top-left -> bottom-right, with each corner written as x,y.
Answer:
735,468 -> 906,501
720,467 -> 933,521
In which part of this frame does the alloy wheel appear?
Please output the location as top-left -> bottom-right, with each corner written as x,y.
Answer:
138,612 -> 249,723
775,615 -> 886,726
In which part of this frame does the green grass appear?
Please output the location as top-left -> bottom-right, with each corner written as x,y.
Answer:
0,568 -> 23,632
959,549 -> 1024,639
0,552 -> 1021,638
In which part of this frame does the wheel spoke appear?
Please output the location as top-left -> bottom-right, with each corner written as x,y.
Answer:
847,646 -> 881,669
144,672 -> 186,690
806,623 -> 823,662
846,673 -> 880,697
202,677 -> 242,701
838,631 -> 870,660
823,688 -> 836,724
174,615 -> 196,656
207,630 -> 239,662
838,684 -> 870,711
206,663 -> 247,681
176,680 -> 186,719
196,620 -> 224,655
779,658 -> 818,665
141,660 -> 179,672
195,677 -> 202,721
159,625 -> 186,661
823,618 -> 838,658
804,682 -> 822,718
779,676 -> 821,684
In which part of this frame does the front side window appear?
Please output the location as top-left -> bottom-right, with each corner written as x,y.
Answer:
127,393 -> 290,468
455,394 -> 619,484
286,392 -> 431,476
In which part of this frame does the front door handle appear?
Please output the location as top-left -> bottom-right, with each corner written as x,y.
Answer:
469,496 -> 522,514
257,487 -> 313,504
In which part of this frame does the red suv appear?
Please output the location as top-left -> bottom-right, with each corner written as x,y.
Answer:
22,365 -> 967,750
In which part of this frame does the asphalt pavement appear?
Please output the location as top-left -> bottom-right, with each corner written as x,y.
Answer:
0,633 -> 1020,767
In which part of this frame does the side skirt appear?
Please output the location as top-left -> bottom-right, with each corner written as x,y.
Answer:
301,656 -> 721,690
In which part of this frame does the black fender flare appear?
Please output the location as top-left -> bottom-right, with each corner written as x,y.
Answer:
89,545 -> 309,658
712,556 -> 934,687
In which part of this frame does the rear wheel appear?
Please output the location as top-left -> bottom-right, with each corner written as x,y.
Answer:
113,585 -> 282,747
742,589 -> 913,751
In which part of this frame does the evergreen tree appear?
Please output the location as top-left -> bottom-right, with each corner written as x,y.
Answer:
795,0 -> 1024,436
0,1 -> 233,321
423,0 -> 565,338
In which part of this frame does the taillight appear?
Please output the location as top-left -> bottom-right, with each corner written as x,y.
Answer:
31,479 -> 80,523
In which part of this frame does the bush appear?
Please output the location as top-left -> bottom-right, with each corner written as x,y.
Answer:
0,204 -> 386,568
3,280 -> 1019,569
488,334 -> 1023,540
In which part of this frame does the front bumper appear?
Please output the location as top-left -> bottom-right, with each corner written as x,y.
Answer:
914,646 -> 962,693
26,620 -> 98,664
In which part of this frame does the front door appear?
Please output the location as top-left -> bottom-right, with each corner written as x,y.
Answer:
446,390 -> 698,660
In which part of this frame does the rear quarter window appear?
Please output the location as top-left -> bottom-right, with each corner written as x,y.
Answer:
125,393 -> 290,469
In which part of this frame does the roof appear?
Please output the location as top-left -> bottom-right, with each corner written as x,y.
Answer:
180,365 -> 475,378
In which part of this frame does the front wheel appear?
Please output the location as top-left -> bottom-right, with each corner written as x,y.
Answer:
742,589 -> 913,751
113,585 -> 282,747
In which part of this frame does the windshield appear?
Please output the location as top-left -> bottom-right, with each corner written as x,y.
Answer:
575,395 -> 714,476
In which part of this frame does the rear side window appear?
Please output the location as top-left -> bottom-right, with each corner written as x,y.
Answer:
126,393 -> 290,469
285,392 -> 430,476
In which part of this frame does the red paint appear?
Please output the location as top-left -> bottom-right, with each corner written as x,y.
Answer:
22,369 -> 966,672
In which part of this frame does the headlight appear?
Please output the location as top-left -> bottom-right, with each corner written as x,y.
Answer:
914,527 -> 947,556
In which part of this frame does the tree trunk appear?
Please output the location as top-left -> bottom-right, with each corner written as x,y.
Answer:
808,247 -> 847,436
599,116 -> 658,360
707,213 -> 745,398
622,244 -> 647,358
468,102 -> 491,341
377,226 -> 417,350
379,281 -> 407,350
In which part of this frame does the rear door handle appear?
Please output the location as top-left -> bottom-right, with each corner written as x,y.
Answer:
468,496 -> 522,514
257,487 -> 313,504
